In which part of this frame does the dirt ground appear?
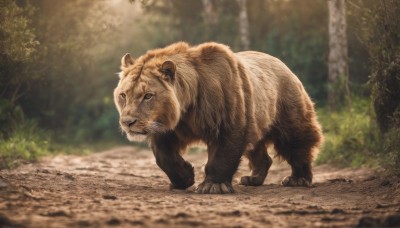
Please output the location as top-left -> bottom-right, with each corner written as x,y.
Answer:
1,146 -> 400,228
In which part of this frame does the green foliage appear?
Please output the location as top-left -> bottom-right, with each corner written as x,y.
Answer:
249,0 -> 329,101
0,0 -> 39,106
0,0 -> 126,168
353,0 -> 400,172
0,0 -> 38,62
316,103 -> 397,171
0,103 -> 50,169
1,0 -> 124,143
0,99 -> 16,139
0,124 -> 49,169
381,127 -> 400,173
0,99 -> 120,168
357,0 -> 400,134
142,0 -> 240,48
316,98 -> 381,167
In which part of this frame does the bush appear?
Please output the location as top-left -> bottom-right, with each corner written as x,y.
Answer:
359,0 -> 400,173
379,121 -> 400,173
316,98 -> 381,167
0,118 -> 50,169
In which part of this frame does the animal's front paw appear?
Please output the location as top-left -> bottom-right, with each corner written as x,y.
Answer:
281,176 -> 311,187
170,177 -> 194,190
169,161 -> 195,189
195,181 -> 234,194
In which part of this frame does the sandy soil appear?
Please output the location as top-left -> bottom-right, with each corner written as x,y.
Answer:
1,146 -> 400,227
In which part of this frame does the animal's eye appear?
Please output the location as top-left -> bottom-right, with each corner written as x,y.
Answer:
144,93 -> 153,100
119,93 -> 126,100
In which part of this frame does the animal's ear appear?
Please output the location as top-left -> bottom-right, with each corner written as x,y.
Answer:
160,60 -> 176,82
121,53 -> 135,69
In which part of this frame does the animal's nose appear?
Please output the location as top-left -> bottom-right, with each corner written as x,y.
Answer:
121,117 -> 137,127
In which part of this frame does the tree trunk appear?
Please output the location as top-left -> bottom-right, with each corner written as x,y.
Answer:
201,0 -> 217,26
237,0 -> 250,50
327,0 -> 350,111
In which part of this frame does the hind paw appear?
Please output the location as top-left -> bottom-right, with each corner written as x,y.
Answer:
281,176 -> 311,187
239,176 -> 264,186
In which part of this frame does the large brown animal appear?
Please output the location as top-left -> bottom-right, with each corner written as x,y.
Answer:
113,42 -> 323,194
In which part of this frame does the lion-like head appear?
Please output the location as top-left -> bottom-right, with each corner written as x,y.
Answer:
113,53 -> 181,142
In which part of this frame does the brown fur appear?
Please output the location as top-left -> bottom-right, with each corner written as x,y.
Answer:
114,42 -> 323,193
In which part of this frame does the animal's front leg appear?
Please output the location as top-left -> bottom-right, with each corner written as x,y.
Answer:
151,133 -> 194,189
195,135 -> 245,194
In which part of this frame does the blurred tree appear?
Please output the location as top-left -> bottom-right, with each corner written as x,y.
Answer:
201,0 -> 218,40
345,0 -> 400,171
361,0 -> 400,134
15,0 -> 122,142
0,0 -> 39,106
346,1 -> 370,93
201,0 -> 218,26
0,0 -> 40,138
142,0 -> 239,47
237,0 -> 250,50
248,0 -> 329,101
327,0 -> 350,111
369,0 -> 400,171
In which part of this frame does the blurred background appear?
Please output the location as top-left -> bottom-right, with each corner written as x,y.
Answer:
0,0 -> 399,172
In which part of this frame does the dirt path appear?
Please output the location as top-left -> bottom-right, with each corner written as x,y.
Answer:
0,146 -> 399,227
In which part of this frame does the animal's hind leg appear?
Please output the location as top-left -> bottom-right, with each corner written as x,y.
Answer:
274,127 -> 320,187
280,148 -> 313,187
240,142 -> 272,186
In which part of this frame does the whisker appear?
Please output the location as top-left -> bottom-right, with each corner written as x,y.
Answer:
118,125 -> 125,135
116,71 -> 124,79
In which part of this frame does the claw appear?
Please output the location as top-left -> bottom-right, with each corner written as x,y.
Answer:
195,181 -> 234,194
220,183 -> 229,193
210,184 -> 221,194
220,183 -> 234,194
195,182 -> 204,194
201,182 -> 212,194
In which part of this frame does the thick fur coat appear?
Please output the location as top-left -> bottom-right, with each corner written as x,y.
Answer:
114,42 -> 323,194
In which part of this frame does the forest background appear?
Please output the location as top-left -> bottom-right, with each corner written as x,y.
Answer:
0,0 -> 399,172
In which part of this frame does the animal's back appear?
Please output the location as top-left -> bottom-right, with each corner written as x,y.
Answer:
235,51 -> 308,137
